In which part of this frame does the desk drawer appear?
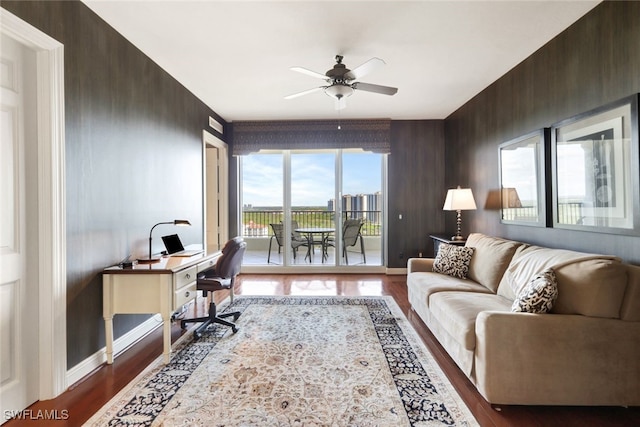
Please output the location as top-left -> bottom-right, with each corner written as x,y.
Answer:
175,266 -> 197,289
175,282 -> 198,308
197,257 -> 217,273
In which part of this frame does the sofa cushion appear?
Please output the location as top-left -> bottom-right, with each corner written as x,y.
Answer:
433,243 -> 474,279
553,259 -> 627,318
511,268 -> 558,313
497,245 -> 627,318
407,271 -> 493,309
465,233 -> 523,293
429,292 -> 512,350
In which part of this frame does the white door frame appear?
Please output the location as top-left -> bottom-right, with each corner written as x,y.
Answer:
1,9 -> 67,399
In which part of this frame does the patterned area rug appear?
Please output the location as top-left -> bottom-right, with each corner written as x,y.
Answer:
85,296 -> 478,426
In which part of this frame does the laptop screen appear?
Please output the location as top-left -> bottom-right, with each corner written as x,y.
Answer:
161,234 -> 185,254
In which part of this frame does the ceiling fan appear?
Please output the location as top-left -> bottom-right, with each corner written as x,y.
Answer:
284,55 -> 398,110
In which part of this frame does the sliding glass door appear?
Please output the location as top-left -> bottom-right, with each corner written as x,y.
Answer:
241,153 -> 288,263
340,151 -> 383,266
291,151 -> 336,265
240,149 -> 385,269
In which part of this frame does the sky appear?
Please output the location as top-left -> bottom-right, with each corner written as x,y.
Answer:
501,145 -> 538,203
241,151 -> 382,207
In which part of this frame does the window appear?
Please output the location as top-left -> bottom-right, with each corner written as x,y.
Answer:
240,149 -> 385,268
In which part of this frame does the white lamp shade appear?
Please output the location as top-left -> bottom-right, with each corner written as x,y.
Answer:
501,187 -> 522,208
324,84 -> 354,99
443,187 -> 477,211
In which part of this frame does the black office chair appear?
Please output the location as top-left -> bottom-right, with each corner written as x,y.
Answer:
181,236 -> 246,339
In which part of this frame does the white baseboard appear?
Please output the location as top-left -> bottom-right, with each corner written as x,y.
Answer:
66,314 -> 163,388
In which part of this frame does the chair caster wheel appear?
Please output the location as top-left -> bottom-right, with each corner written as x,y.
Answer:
180,321 -> 187,330
233,313 -> 240,321
193,332 -> 201,340
232,326 -> 239,334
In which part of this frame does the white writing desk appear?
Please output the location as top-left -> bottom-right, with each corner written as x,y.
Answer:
102,251 -> 220,364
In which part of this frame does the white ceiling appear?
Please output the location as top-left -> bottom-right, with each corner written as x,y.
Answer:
82,0 -> 601,122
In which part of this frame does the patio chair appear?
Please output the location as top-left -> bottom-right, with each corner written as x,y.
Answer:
268,223 -> 308,263
291,220 -> 305,241
342,218 -> 366,264
324,218 -> 366,265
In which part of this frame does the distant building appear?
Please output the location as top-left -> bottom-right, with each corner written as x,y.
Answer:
327,192 -> 382,222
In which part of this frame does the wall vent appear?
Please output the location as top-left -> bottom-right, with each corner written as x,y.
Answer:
209,116 -> 223,135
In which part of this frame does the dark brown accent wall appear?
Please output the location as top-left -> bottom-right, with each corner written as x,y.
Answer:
388,121 -> 446,267
445,0 -> 640,263
2,1 -> 226,367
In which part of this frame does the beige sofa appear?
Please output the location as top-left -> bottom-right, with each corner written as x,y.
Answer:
407,233 -> 640,406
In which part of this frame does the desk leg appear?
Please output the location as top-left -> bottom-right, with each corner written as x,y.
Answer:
162,314 -> 172,364
104,315 -> 114,364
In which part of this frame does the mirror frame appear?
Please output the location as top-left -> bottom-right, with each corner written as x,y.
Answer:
498,129 -> 549,227
551,94 -> 639,235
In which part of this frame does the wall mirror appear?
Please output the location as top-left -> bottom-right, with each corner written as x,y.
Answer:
551,94 -> 639,234
499,129 -> 548,227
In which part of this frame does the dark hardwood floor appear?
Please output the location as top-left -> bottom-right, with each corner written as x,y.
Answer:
6,274 -> 639,426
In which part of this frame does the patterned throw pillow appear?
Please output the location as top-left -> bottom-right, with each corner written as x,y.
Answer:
511,268 -> 559,313
432,243 -> 475,279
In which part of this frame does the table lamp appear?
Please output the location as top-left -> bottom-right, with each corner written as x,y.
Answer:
138,219 -> 191,264
443,186 -> 477,241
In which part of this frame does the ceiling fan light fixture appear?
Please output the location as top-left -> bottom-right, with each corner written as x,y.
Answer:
324,83 -> 354,100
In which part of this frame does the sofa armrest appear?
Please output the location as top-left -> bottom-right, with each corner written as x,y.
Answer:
407,257 -> 434,273
474,311 -> 640,405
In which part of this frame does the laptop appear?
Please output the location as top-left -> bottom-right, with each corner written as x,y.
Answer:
161,234 -> 203,257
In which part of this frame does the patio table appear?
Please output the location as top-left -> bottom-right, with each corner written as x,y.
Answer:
295,227 -> 335,262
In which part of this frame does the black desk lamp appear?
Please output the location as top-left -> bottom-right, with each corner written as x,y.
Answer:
138,219 -> 191,264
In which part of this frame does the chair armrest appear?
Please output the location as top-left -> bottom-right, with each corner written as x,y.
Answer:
407,257 -> 435,273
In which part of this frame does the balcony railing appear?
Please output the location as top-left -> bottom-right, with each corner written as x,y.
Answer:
501,202 -> 584,224
243,210 -> 381,237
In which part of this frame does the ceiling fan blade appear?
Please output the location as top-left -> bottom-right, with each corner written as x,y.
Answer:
344,57 -> 385,80
284,86 -> 324,100
335,97 -> 347,111
352,81 -> 398,96
290,66 -> 329,80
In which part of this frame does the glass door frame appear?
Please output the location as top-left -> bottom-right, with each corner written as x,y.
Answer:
239,149 -> 388,272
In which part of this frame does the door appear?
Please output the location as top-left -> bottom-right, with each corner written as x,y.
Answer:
1,33 -> 39,420
290,150 -> 336,265
339,150 -> 383,266
204,131 -> 229,253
